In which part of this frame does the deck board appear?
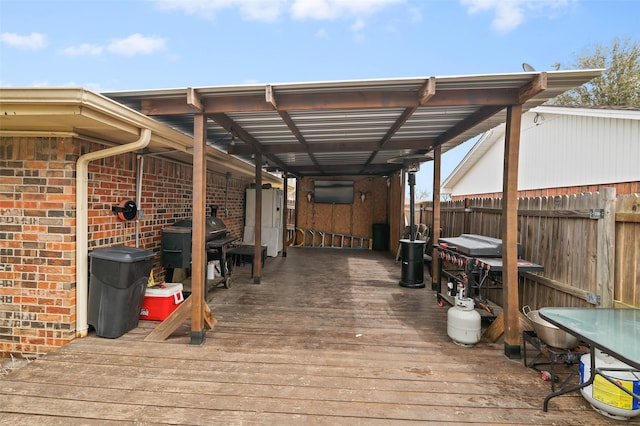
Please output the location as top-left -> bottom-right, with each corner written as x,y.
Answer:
1,248 -> 634,425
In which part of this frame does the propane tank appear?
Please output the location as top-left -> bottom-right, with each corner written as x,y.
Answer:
447,295 -> 481,346
580,349 -> 640,420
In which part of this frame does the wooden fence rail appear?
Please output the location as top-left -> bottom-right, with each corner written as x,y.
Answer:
414,190 -> 639,309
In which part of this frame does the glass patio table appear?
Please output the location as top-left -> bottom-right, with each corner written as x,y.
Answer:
538,307 -> 640,411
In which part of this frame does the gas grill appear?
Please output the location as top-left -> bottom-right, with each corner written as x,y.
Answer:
434,234 -> 543,315
161,211 -> 237,286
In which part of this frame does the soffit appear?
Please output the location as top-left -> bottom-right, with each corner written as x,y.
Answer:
0,87 -> 282,183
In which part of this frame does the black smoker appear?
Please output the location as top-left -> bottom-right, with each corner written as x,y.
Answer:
161,206 -> 237,282
399,166 -> 425,288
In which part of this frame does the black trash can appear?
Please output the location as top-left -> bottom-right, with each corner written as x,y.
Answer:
399,239 -> 426,288
372,223 -> 390,251
88,246 -> 155,338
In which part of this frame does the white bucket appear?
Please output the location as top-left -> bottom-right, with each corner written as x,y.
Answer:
207,260 -> 219,279
580,350 -> 640,420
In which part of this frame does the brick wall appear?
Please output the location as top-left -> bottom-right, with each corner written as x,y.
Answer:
1,136 -> 253,357
0,136 -> 77,356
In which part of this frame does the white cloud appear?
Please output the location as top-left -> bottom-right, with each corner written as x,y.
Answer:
107,34 -> 166,56
291,0 -> 404,20
0,32 -> 47,50
461,0 -> 574,33
62,43 -> 103,56
315,28 -> 330,39
154,0 -> 404,22
408,6 -> 422,23
351,17 -> 366,32
155,0 -> 287,22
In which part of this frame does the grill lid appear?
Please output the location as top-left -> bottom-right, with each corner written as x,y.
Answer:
164,216 -> 228,240
438,234 -> 522,257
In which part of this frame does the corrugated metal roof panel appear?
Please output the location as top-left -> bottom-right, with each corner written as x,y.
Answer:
103,69 -> 604,177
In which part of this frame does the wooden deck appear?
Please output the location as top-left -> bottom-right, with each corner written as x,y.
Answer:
1,248 -> 632,425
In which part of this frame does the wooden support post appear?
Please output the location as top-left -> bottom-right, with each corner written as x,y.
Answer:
597,187 -> 616,308
147,91 -> 213,345
431,144 -> 442,291
190,111 -> 207,345
254,152 -> 263,284
463,197 -> 471,234
502,104 -> 522,359
144,297 -> 216,342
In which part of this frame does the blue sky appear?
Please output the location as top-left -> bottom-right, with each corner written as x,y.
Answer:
1,0 -> 638,196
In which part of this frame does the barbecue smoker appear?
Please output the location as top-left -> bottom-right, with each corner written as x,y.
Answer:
434,234 -> 543,315
161,207 -> 237,288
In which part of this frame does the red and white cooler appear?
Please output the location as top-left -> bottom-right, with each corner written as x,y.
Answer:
140,283 -> 184,321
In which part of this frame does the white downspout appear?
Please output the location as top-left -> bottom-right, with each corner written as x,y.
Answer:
75,128 -> 152,337
135,154 -> 144,248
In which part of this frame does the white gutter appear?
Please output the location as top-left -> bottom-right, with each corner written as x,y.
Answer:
75,128 -> 152,337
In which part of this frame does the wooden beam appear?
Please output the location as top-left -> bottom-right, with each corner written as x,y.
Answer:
141,86 -> 521,116
229,138 -> 435,155
483,311 -> 504,342
265,85 -> 277,109
187,87 -> 202,112
518,72 -> 547,104
275,91 -> 418,110
190,112 -> 207,345
501,104 -> 522,359
285,163 -> 403,175
144,298 -> 216,342
203,302 -> 216,329
426,88 -> 519,107
418,76 -> 436,106
145,297 -> 192,342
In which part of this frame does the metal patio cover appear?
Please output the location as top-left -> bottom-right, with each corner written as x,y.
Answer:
103,70 -> 602,177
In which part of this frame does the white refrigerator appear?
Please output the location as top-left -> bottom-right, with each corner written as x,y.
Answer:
243,188 -> 283,257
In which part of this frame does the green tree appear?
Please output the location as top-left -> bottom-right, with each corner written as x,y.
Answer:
552,37 -> 640,106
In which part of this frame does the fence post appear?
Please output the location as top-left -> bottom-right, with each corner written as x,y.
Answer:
597,188 -> 616,308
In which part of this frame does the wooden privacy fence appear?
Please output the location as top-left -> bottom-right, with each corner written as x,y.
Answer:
417,189 -> 639,309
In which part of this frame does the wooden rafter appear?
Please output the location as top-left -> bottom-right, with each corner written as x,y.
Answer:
362,106 -> 419,171
434,105 -> 504,146
209,112 -> 289,172
277,109 -> 324,172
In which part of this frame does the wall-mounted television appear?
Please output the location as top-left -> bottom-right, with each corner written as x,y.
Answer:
314,180 -> 354,204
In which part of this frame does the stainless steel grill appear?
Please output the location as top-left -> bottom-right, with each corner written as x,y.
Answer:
161,211 -> 237,283
434,234 -> 542,317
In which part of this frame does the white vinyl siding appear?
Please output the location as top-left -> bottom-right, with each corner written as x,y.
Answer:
445,108 -> 640,197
